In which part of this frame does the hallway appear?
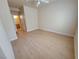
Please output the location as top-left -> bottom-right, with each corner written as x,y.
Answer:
12,30 -> 74,59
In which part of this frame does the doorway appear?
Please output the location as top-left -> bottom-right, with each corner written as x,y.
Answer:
13,14 -> 26,33
13,15 -> 22,32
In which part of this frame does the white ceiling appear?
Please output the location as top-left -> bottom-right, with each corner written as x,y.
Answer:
8,0 -> 55,8
8,0 -> 24,8
8,0 -> 76,8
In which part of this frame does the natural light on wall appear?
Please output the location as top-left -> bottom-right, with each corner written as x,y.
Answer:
20,15 -> 23,19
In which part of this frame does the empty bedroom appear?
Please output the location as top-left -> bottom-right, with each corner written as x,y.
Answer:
0,0 -> 78,59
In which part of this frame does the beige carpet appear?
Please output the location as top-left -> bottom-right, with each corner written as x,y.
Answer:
12,30 -> 74,59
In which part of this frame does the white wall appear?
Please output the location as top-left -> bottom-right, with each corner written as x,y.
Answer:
0,47 -> 6,59
0,19 -> 15,59
24,6 -> 38,32
38,0 -> 77,37
20,8 -> 27,32
0,0 -> 17,41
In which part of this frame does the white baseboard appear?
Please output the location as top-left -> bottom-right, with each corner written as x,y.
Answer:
10,36 -> 17,42
39,27 -> 74,37
27,27 -> 38,32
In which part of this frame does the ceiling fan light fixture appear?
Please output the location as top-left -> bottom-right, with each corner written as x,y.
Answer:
37,1 -> 40,7
38,1 -> 41,5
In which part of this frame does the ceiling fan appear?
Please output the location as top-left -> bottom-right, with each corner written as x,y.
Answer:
37,0 -> 49,7
25,0 -> 49,7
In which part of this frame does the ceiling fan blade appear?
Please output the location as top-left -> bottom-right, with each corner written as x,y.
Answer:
41,0 -> 49,3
